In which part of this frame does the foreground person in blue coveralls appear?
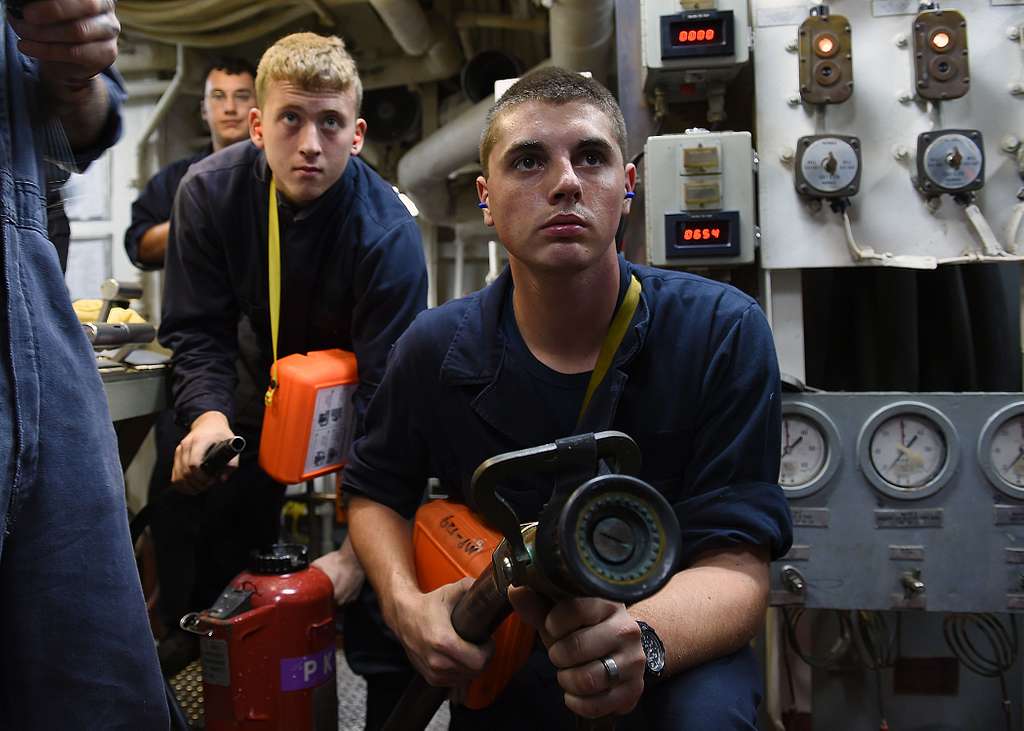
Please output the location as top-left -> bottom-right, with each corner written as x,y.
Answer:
0,0 -> 168,728
339,67 -> 793,729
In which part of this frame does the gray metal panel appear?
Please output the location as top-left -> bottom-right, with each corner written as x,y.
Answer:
772,392 -> 1024,613
100,364 -> 168,422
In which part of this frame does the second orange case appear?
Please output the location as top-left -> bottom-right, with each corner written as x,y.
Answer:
413,499 -> 536,709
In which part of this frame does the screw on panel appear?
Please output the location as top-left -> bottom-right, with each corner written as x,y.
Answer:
895,33 -> 909,48
1008,26 -> 1021,42
787,94 -> 802,107
1002,136 -> 1021,153
926,196 -> 942,212
779,147 -> 794,164
898,91 -> 914,104
892,145 -> 910,160
786,39 -> 798,53
1010,83 -> 1024,97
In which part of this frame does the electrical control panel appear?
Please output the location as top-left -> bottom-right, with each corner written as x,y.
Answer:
798,9 -> 853,105
644,130 -> 755,266
753,0 -> 1021,269
641,0 -> 750,80
771,393 -> 1024,614
912,8 -> 970,101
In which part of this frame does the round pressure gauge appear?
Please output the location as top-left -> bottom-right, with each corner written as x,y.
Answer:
795,135 -> 861,198
779,402 -> 840,499
978,403 -> 1024,500
858,403 -> 959,500
919,131 -> 984,193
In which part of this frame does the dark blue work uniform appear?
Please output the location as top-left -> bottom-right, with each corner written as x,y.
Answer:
344,256 -> 793,730
158,141 -> 427,631
124,146 -> 209,270
0,21 -> 169,730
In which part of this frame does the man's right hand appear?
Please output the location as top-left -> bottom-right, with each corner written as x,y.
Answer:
389,578 -> 493,689
172,410 -> 238,494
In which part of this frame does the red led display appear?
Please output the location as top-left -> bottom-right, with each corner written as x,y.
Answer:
669,18 -> 726,48
679,220 -> 729,244
677,27 -> 716,44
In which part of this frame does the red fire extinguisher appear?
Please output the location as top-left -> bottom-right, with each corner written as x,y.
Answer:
181,544 -> 337,730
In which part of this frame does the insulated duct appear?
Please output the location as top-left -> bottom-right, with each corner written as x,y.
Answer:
398,0 -> 616,225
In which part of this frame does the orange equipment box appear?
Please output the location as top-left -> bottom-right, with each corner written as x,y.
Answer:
259,349 -> 358,485
413,499 -> 535,709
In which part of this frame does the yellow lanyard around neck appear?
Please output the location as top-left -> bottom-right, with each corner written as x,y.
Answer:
577,274 -> 641,424
264,177 -> 282,406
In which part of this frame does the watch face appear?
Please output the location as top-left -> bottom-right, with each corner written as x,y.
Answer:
638,621 -> 666,675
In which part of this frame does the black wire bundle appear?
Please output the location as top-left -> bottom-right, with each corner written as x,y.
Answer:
782,607 -> 854,670
851,611 -> 900,730
942,613 -> 1019,731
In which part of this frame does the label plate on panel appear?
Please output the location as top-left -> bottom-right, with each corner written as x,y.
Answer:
755,7 -> 806,27
875,509 -> 943,529
871,0 -> 919,15
889,545 -> 925,561
792,508 -> 830,528
783,545 -> 811,561
1007,548 -> 1024,564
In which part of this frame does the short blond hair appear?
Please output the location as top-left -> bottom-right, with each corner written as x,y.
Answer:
256,33 -> 362,110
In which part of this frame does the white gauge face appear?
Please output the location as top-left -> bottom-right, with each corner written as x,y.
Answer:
780,414 -> 828,488
799,137 -> 859,193
922,133 -> 983,190
869,414 -> 947,489
989,415 -> 1024,489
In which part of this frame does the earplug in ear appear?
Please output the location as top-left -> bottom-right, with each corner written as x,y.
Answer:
624,191 -> 635,199
478,202 -> 489,209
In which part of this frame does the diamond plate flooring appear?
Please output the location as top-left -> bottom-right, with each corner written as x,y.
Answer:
168,651 -> 450,730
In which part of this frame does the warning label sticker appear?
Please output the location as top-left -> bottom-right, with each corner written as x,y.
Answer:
303,383 -> 356,475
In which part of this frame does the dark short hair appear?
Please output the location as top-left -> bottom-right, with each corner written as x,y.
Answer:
203,56 -> 257,83
478,67 -> 628,177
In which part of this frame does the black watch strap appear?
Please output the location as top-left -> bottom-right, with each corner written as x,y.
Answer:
637,620 -> 666,684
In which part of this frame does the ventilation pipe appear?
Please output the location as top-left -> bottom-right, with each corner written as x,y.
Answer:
398,0 -> 615,225
360,13 -> 462,91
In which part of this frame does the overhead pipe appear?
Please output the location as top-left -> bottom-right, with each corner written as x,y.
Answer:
398,0 -> 615,224
367,0 -> 432,56
360,14 -> 462,91
134,43 -> 186,190
549,0 -> 615,85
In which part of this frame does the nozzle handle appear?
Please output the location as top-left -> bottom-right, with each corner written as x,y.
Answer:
200,436 -> 246,475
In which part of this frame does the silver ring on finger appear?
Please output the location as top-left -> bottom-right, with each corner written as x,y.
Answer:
600,655 -> 620,685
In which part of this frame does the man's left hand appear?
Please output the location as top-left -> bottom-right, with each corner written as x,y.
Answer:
9,0 -> 120,86
311,544 -> 366,606
509,587 -> 646,719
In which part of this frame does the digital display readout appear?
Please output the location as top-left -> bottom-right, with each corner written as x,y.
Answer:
669,20 -> 724,47
679,221 -> 728,243
664,211 -> 740,259
660,11 -> 734,60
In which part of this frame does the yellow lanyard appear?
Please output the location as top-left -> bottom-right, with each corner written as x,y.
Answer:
577,274 -> 641,424
264,177 -> 282,406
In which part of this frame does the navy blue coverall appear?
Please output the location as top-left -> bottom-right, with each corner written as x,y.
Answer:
344,256 -> 794,730
0,20 -> 169,730
158,141 -> 427,644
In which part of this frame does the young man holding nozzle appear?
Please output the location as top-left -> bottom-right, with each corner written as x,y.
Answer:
157,33 -> 427,680
332,67 -> 793,729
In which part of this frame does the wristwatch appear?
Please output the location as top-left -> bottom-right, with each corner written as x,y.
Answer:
636,620 -> 666,684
